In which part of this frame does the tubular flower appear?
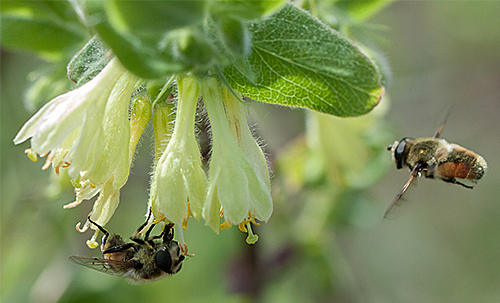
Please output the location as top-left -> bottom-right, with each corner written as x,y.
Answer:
149,76 -> 207,243
78,94 -> 152,248
13,58 -> 144,246
201,77 -> 272,244
14,58 -> 136,184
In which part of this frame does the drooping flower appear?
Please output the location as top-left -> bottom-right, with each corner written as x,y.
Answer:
80,94 -> 152,248
13,58 -> 145,246
201,77 -> 272,244
14,58 -> 136,183
149,76 -> 207,244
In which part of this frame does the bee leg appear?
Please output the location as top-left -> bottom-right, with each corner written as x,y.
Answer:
88,217 -> 110,245
442,177 -> 474,189
455,180 -> 474,189
144,223 -> 160,246
424,162 -> 437,179
163,223 -> 175,242
131,207 -> 153,239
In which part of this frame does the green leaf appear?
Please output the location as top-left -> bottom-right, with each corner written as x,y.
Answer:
223,4 -> 383,117
0,0 -> 87,61
334,0 -> 395,21
85,1 -> 192,79
209,0 -> 287,21
67,36 -> 111,86
104,0 -> 206,36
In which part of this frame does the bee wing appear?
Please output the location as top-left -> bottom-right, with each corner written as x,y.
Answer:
68,256 -> 136,277
383,165 -> 421,219
433,106 -> 452,138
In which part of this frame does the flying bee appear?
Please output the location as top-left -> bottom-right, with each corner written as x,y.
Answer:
384,113 -> 487,218
69,214 -> 185,284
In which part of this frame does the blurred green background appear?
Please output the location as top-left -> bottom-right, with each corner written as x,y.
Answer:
2,2 -> 500,302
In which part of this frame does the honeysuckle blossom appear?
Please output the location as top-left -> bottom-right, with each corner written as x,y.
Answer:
81,95 -> 151,248
201,77 -> 272,244
149,76 -> 207,244
14,58 -> 135,182
13,58 -> 144,246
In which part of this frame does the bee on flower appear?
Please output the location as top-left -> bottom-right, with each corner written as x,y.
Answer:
14,55 -> 274,251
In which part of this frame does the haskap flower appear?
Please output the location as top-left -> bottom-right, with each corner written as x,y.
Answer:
201,77 -> 272,244
148,76 -> 207,246
13,58 -> 145,247
80,95 -> 151,248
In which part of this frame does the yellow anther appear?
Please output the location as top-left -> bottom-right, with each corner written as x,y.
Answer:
24,148 -> 38,162
152,213 -> 167,224
182,217 -> 189,229
220,221 -> 232,229
238,222 -> 248,232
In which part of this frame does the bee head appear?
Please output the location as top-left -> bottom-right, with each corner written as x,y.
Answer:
155,241 -> 185,274
388,138 -> 411,169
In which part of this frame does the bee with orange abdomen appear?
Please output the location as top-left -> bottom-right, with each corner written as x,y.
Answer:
384,114 -> 487,218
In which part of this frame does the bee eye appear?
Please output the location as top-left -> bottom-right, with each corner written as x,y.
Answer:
155,248 -> 173,272
394,139 -> 408,169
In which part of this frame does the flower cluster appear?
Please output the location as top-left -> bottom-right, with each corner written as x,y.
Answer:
14,59 -> 273,248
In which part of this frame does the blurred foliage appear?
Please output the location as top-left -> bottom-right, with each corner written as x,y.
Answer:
3,1 -> 500,303
1,0 -> 383,117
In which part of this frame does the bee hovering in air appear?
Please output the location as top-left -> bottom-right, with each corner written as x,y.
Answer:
384,113 -> 487,218
69,213 -> 186,284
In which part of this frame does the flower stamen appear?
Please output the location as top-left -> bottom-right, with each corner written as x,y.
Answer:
63,200 -> 83,209
76,219 -> 90,232
220,221 -> 232,229
86,230 -> 100,249
24,148 -> 37,162
245,223 -> 259,244
180,243 -> 195,257
182,202 -> 194,229
42,152 -> 55,170
152,213 -> 167,225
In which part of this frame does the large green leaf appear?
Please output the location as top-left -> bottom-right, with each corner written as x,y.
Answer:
104,0 -> 206,35
85,1 -> 212,79
223,4 -> 383,117
0,0 -> 87,61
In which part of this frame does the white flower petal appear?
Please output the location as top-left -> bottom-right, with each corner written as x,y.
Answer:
89,179 -> 120,228
149,76 -> 207,225
82,72 -> 136,187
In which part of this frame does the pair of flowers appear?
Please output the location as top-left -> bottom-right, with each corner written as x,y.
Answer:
14,58 -> 272,247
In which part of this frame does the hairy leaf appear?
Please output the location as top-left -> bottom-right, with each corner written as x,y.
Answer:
224,4 -> 383,117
